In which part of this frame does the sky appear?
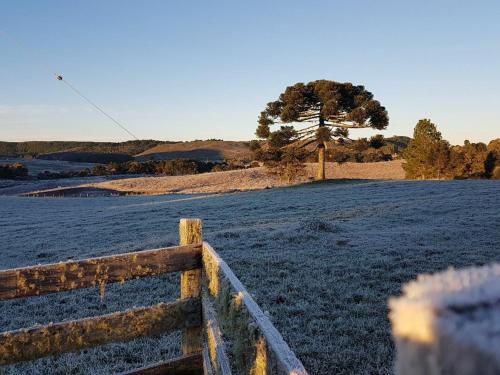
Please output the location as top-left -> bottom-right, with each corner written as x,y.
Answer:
0,1 -> 499,144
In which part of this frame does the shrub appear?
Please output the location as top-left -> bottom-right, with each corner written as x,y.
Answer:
487,139 -> 500,161
0,163 -> 28,179
362,149 -> 392,162
249,140 -> 262,152
369,134 -> 385,149
449,141 -> 490,178
264,148 -> 307,183
492,166 -> 500,180
328,149 -> 350,163
353,138 -> 370,152
484,152 -> 496,178
91,165 -> 108,176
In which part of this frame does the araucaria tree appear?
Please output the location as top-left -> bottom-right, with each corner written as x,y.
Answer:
256,80 -> 389,180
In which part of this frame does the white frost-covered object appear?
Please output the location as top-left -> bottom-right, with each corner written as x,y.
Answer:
389,263 -> 500,375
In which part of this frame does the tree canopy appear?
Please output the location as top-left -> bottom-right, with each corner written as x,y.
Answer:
403,119 -> 496,179
256,80 -> 389,147
402,119 -> 451,179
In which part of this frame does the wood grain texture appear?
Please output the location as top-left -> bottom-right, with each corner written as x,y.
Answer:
0,244 -> 201,300
0,298 -> 201,365
203,347 -> 215,375
180,219 -> 203,354
202,294 -> 232,375
120,352 -> 204,375
202,242 -> 308,375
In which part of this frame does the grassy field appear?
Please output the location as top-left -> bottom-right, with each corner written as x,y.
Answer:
0,180 -> 499,374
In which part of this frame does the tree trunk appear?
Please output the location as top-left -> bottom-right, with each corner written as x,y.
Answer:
317,143 -> 326,180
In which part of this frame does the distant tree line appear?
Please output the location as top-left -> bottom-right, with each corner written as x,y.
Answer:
325,135 -> 406,163
1,159 -> 251,180
403,119 -> 499,179
89,159 -> 216,176
250,135 -> 408,165
0,140 -> 172,157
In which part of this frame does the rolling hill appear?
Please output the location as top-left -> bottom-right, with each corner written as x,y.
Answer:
135,140 -> 252,161
0,140 -> 252,163
0,140 -> 169,157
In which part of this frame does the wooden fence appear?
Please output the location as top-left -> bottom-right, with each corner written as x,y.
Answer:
0,219 -> 308,375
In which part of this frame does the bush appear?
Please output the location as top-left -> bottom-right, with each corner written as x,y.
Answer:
92,165 -> 108,176
328,149 -> 350,163
369,134 -> 385,149
487,139 -> 500,161
249,140 -> 261,152
353,138 -> 370,152
157,159 -> 199,175
492,166 -> 500,180
0,163 -> 28,179
484,152 -> 496,178
264,148 -> 307,183
449,141 -> 490,179
362,149 -> 392,162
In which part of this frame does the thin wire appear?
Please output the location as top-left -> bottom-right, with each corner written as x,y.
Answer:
0,29 -> 139,140
59,77 -> 139,140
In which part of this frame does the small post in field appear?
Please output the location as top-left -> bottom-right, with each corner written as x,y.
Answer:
179,218 -> 203,354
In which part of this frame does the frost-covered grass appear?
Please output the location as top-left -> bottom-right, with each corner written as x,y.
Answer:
0,175 -> 138,196
0,180 -> 499,374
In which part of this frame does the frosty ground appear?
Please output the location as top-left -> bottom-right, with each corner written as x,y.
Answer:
0,180 -> 499,374
3,160 -> 405,197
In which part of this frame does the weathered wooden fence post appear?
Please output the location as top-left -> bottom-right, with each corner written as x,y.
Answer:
179,218 -> 203,354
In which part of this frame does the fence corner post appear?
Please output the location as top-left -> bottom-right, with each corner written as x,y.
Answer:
179,218 -> 203,354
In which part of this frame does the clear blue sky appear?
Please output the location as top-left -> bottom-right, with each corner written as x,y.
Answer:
1,1 -> 499,144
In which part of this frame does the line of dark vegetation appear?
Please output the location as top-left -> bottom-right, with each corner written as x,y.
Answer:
0,163 -> 29,179
402,119 -> 500,179
0,139 -> 235,158
251,135 -> 409,164
0,159 -> 251,180
0,140 -> 172,157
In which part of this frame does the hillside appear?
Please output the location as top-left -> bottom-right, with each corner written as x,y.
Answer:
0,139 -> 253,163
37,152 -> 133,164
0,140 -> 170,157
135,140 -> 252,161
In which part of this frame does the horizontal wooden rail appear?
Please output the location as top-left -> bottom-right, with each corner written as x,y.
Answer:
0,298 -> 201,365
202,242 -> 308,375
0,244 -> 201,300
120,352 -> 203,375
